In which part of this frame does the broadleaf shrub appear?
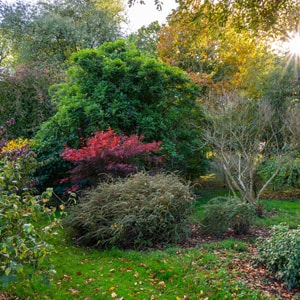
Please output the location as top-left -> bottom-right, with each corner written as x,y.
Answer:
63,172 -> 194,249
0,138 -> 38,193
0,152 -> 56,287
258,157 -> 300,190
60,128 -> 163,191
200,196 -> 255,236
255,224 -> 300,289
0,64 -> 57,139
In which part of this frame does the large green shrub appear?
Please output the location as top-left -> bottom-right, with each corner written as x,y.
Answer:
200,196 -> 256,236
34,39 -> 207,192
255,224 -> 300,289
63,172 -> 194,249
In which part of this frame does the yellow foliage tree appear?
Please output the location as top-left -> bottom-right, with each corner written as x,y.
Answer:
158,0 -> 299,99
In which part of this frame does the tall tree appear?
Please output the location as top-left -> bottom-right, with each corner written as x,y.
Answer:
0,34 -> 12,68
158,0 -> 300,98
0,0 -> 126,139
0,0 -> 126,66
128,0 -> 299,28
128,21 -> 161,56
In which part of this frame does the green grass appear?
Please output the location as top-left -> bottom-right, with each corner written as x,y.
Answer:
4,189 -> 300,300
256,199 -> 300,228
6,231 -> 266,300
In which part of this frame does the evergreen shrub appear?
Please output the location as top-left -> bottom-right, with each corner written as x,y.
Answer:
63,172 -> 194,249
201,196 -> 255,236
255,224 -> 300,289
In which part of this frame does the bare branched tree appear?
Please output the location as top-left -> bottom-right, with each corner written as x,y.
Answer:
205,93 -> 293,212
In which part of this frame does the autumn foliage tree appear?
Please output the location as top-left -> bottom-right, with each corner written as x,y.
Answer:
60,128 -> 162,190
158,0 -> 299,98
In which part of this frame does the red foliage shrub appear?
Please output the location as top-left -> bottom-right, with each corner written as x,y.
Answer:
60,128 -> 163,190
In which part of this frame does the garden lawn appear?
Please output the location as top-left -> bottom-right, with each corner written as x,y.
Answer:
255,199 -> 300,228
3,192 -> 300,300
5,232 -> 266,300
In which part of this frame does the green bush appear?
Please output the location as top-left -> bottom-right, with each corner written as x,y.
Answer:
255,224 -> 300,289
63,172 -> 194,249
0,153 -> 56,287
200,196 -> 255,236
34,39 -> 207,193
258,157 -> 300,190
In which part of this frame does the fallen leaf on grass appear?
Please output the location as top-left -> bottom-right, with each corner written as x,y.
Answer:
158,281 -> 166,288
84,278 -> 95,285
62,274 -> 73,281
69,288 -> 80,295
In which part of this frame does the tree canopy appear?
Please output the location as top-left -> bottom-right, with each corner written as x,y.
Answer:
0,0 -> 126,66
157,0 -> 300,99
128,0 -> 299,30
127,0 -> 164,10
0,0 -> 127,140
128,21 -> 161,56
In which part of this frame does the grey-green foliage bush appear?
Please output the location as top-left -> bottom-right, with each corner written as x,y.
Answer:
63,172 -> 194,249
200,196 -> 255,236
255,224 -> 300,289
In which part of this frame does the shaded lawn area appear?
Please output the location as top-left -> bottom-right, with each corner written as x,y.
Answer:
3,191 -> 300,300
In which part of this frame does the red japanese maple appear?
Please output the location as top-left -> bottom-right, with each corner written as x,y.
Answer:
60,128 -> 163,190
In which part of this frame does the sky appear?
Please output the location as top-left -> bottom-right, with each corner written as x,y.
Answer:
125,0 -> 178,32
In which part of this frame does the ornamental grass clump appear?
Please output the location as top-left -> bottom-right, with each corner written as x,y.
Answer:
63,172 -> 194,249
